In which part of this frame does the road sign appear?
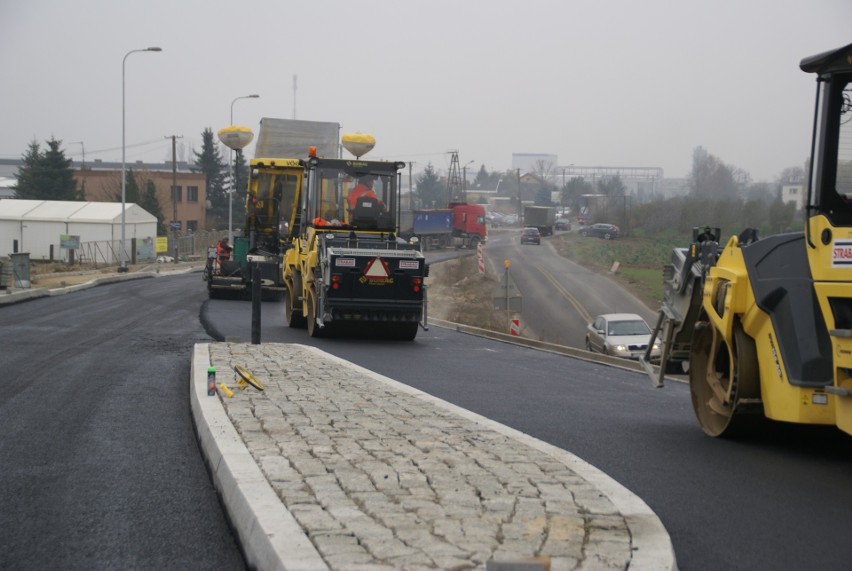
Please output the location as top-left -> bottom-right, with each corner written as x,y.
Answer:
492,268 -> 522,311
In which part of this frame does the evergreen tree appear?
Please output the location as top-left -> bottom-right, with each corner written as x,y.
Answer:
114,168 -> 142,203
414,163 -> 445,208
113,170 -> 166,233
14,138 -> 82,200
142,180 -> 166,235
13,141 -> 42,199
193,128 -> 227,225
562,176 -> 591,213
473,165 -> 489,189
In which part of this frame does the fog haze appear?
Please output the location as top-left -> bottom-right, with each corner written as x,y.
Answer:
2,0 -> 850,181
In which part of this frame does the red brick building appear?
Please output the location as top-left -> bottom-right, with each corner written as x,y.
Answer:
75,160 -> 208,233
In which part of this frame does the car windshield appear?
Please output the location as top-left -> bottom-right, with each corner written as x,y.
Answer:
608,320 -> 650,336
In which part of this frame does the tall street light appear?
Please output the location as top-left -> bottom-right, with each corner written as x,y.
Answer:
120,46 -> 162,272
228,94 -> 260,242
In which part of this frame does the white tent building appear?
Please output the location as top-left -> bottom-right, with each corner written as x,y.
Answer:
0,199 -> 157,262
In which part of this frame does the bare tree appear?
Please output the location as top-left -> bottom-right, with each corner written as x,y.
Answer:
532,159 -> 556,188
689,146 -> 738,200
778,165 -> 806,184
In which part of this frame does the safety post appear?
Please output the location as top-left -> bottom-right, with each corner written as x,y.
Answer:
251,262 -> 261,344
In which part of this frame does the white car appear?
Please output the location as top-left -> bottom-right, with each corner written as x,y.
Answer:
585,313 -> 660,362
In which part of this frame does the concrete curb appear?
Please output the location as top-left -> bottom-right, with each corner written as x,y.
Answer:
190,344 -> 329,571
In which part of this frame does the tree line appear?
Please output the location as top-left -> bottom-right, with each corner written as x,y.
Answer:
413,146 -> 803,239
13,136 -> 803,241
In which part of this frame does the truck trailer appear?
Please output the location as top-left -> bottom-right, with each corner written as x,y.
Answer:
399,202 -> 487,250
523,206 -> 557,236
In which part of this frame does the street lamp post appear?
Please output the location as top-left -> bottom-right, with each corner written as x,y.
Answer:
228,94 -> 260,242
121,46 -> 162,272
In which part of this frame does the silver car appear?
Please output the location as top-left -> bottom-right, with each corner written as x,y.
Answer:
585,313 -> 660,361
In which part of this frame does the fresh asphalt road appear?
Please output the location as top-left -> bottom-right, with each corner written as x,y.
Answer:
3,271 -> 852,570
0,274 -> 245,570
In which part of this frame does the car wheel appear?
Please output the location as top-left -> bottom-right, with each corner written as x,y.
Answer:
580,230 -> 587,237
604,232 -> 612,240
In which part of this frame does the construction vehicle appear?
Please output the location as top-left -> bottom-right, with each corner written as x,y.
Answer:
640,42 -> 852,437
205,157 -> 304,300
205,118 -> 338,300
282,133 -> 428,340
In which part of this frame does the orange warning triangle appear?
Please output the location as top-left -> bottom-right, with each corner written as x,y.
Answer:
364,257 -> 389,278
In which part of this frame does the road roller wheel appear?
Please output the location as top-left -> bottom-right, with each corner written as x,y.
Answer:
284,285 -> 306,329
689,318 -> 759,437
306,291 -> 325,338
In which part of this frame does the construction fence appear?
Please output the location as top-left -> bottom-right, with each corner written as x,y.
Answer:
74,230 -> 229,267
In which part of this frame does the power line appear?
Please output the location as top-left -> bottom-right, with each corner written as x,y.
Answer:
84,138 -> 168,156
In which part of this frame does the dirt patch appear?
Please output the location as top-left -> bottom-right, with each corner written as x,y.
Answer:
27,261 -> 201,289
427,256 -> 506,333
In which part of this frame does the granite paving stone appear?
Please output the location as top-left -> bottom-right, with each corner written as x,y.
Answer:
207,343 -> 638,569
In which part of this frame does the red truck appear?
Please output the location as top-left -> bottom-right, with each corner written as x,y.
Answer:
399,202 -> 488,251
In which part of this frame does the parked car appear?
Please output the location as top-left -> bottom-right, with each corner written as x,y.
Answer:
585,313 -> 660,361
520,227 -> 541,245
580,223 -> 619,239
554,219 -> 572,231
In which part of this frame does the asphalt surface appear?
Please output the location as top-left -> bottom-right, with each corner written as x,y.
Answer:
0,272 -> 245,570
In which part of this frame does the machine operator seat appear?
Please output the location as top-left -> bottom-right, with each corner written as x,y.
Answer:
350,196 -> 381,229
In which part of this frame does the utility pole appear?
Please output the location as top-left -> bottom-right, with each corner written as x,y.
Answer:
408,161 -> 415,209
165,135 -> 184,236
446,150 -> 462,204
517,168 -> 522,219
462,160 -> 474,204
70,141 -> 85,195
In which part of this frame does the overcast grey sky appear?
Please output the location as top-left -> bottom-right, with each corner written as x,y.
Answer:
2,0 -> 850,182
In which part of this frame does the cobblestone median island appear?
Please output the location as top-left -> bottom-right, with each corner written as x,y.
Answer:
209,343 -> 632,570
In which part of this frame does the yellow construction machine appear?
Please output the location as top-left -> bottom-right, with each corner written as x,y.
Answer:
642,42 -> 852,437
206,158 -> 304,300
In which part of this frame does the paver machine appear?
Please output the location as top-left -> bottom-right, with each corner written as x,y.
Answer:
641,42 -> 852,437
282,133 -> 428,340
